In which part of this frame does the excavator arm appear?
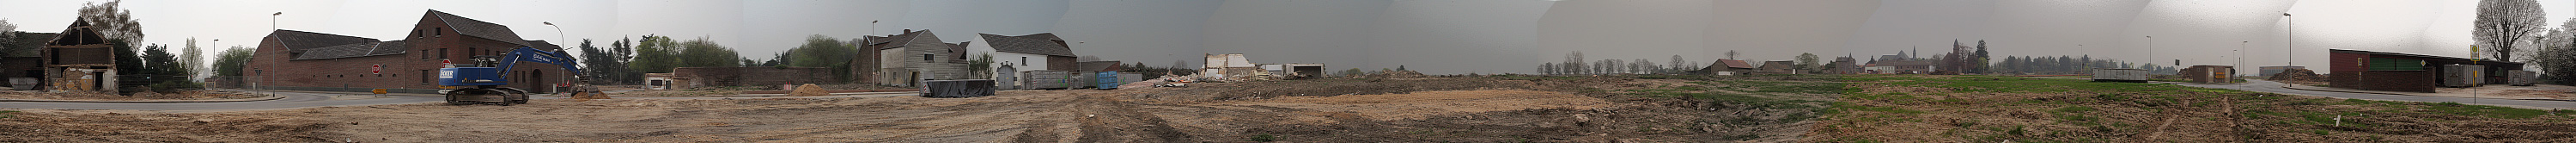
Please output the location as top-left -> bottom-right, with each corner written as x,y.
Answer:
492,47 -> 584,82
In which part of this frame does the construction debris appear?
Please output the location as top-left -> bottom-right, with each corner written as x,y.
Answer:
788,84 -> 829,96
1121,75 -> 1194,89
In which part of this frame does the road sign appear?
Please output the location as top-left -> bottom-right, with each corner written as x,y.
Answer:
371,64 -> 382,74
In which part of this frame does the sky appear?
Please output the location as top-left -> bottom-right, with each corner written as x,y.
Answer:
1,0 -> 2570,75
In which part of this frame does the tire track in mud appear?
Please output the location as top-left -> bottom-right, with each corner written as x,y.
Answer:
737,99 -> 1069,141
1071,95 -> 1195,142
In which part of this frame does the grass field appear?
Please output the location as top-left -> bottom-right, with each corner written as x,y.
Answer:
1812,75 -> 2576,142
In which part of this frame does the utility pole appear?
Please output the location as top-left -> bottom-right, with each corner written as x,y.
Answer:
2284,13 -> 2295,67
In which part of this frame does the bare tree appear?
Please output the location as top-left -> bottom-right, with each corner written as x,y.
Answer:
78,0 -> 144,43
1796,53 -> 1820,71
1668,55 -> 1686,73
1538,63 -> 1555,75
1564,51 -> 1585,75
2476,0 -> 2547,62
1726,50 -> 1740,59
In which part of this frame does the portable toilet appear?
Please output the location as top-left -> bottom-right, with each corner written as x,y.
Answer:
1097,72 -> 1122,90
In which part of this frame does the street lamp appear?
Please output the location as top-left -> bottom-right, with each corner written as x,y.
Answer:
544,22 -> 564,46
2284,13 -> 2295,67
272,12 -> 282,29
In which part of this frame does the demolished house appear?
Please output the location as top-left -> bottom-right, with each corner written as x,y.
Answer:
1199,53 -> 1322,79
1202,53 -> 1258,79
862,29 -> 966,87
41,19 -> 118,92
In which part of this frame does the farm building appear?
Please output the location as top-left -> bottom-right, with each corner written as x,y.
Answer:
2179,65 -> 2235,84
1758,60 -> 1799,74
1702,59 -> 1755,75
2324,49 -> 2525,93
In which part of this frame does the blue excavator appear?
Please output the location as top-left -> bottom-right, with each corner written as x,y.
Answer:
438,47 -> 601,105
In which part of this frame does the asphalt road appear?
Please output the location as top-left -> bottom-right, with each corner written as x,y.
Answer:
0,90 -> 923,111
0,91 -> 443,111
2178,80 -> 2576,109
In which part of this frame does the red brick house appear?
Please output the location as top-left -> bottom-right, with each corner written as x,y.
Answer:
244,9 -> 568,93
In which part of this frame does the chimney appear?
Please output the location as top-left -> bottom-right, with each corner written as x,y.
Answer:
904,29 -> 913,33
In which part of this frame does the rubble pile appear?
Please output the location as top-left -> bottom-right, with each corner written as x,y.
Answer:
2268,68 -> 2326,83
1119,75 -> 1196,89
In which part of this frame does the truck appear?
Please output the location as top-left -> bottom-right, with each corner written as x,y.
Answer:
437,47 -> 600,105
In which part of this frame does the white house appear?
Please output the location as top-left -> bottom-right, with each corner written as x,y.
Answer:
964,33 -> 1079,77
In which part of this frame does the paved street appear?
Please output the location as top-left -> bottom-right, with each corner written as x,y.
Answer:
2178,79 -> 2576,109
0,91 -> 442,111
0,90 -> 924,111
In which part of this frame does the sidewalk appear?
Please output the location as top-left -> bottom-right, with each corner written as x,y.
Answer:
2282,84 -> 2576,101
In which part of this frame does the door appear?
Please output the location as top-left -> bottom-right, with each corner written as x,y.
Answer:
996,65 -> 1015,90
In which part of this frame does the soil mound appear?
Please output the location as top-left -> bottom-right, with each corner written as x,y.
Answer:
2268,68 -> 2325,82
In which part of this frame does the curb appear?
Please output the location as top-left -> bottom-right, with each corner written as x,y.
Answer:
2278,85 -> 2573,102
0,92 -> 288,103
247,90 -> 443,96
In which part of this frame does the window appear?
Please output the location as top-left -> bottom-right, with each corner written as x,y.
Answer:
2368,58 -> 2425,71
434,28 -> 442,36
436,48 -> 448,59
1020,57 -> 1028,65
421,70 -> 431,83
924,53 -> 935,61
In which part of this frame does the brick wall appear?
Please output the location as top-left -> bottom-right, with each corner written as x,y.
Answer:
244,30 -> 570,93
2329,52 -> 2364,88
2353,71 -> 2434,92
672,67 -> 837,87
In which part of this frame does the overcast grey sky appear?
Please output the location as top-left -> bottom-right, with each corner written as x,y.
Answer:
2,0 -> 2568,75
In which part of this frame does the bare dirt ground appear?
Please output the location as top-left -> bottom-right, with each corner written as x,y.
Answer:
1816,75 -> 2576,142
2,74 -> 1830,142
0,90 -> 259,101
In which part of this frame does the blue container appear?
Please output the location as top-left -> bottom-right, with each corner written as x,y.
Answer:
1096,72 -> 1121,90
440,67 -> 508,86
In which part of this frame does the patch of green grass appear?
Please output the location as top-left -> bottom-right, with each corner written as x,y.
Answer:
1830,102 -> 1926,115
2053,106 -> 2097,113
1846,75 -> 2201,94
2414,103 -> 2555,119
1248,134 -> 1279,142
0,110 -> 16,119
